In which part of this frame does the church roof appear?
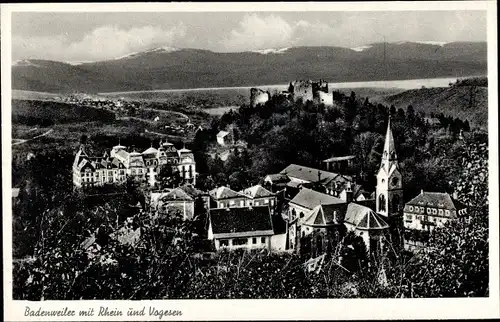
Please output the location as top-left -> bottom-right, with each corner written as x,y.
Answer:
304,203 -> 347,227
289,188 -> 345,210
240,185 -> 274,199
405,191 -> 466,211
344,203 -> 388,230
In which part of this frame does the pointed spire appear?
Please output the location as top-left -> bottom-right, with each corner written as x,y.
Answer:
382,114 -> 397,162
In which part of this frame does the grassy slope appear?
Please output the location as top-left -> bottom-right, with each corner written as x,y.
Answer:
375,85 -> 488,129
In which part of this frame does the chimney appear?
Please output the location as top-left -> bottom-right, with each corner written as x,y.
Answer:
420,189 -> 424,195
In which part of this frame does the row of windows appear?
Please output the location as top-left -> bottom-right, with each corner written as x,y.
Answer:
219,198 -> 274,208
405,214 -> 448,223
219,237 -> 267,247
82,170 -> 126,176
407,205 -> 451,216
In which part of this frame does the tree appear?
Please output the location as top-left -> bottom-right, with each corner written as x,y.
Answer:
157,165 -> 182,188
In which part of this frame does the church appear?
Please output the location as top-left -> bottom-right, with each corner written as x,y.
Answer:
287,116 -> 404,256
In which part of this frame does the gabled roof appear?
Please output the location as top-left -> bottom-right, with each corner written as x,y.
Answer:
240,185 -> 274,199
209,186 -> 248,200
405,191 -> 466,211
217,130 -> 229,138
344,203 -> 388,230
290,188 -> 345,210
159,188 -> 194,202
210,206 -> 274,238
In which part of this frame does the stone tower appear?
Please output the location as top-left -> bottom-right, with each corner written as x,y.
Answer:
376,115 -> 404,218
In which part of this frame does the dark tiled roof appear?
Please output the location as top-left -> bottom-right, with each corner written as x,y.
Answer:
406,191 -> 466,210
210,206 -> 274,237
290,188 -> 345,210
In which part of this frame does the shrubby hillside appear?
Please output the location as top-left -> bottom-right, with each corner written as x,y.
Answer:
377,77 -> 488,129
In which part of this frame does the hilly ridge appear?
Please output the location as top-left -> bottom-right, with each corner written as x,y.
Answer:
12,42 -> 487,93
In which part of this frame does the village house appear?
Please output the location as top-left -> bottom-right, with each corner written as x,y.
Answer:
209,186 -> 250,209
150,188 -> 195,220
208,206 -> 274,251
239,184 -> 277,213
263,173 -> 289,193
72,139 -> 197,188
403,191 -> 467,232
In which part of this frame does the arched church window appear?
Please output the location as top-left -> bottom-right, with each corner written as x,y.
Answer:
378,194 -> 386,212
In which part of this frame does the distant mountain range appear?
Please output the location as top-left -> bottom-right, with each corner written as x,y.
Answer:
12,42 -> 487,93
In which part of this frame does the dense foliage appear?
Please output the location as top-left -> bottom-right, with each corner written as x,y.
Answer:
193,90 -> 480,200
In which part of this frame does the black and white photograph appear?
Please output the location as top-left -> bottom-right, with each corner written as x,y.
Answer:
2,1 -> 498,320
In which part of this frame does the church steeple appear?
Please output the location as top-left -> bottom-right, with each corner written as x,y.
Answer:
376,115 -> 403,218
382,115 -> 397,162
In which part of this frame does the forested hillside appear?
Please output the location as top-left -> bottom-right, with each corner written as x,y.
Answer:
192,90 -> 485,201
377,77 -> 488,129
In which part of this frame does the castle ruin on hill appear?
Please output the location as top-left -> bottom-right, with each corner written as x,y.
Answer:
250,79 -> 334,107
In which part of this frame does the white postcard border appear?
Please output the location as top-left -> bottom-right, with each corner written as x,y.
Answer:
2,1 -> 498,321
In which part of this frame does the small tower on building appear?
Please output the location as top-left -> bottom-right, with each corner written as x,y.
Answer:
376,115 -> 404,218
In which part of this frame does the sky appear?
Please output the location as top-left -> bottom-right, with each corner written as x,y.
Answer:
11,11 -> 487,62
